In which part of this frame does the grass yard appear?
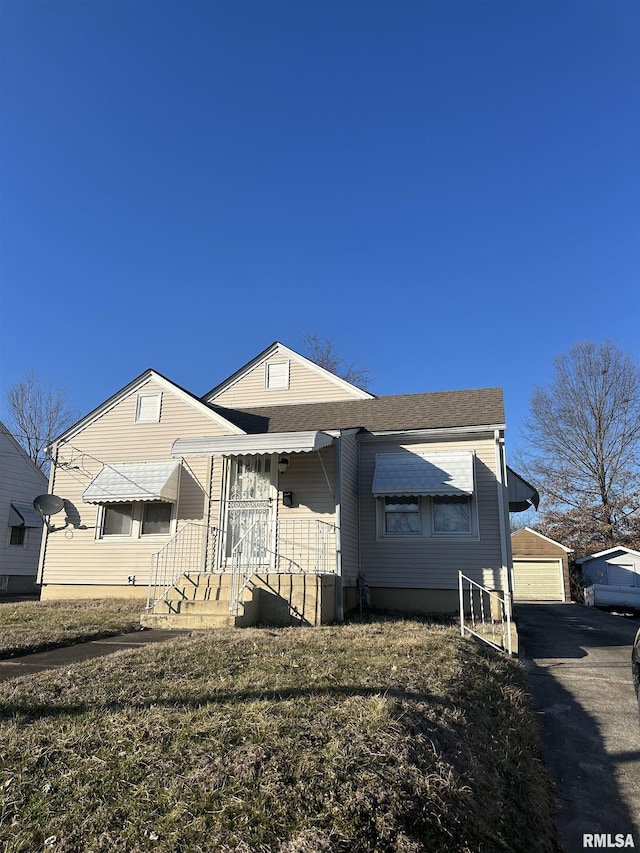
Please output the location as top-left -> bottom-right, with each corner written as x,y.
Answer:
0,619 -> 559,853
0,599 -> 144,658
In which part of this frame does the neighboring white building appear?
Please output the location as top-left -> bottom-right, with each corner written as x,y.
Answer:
577,546 -> 640,609
0,420 -> 48,595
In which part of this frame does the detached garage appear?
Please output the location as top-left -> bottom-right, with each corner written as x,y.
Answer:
511,527 -> 572,602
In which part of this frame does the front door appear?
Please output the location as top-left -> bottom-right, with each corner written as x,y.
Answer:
224,455 -> 274,567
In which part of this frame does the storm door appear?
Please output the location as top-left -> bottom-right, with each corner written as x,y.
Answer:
224,455 -> 274,567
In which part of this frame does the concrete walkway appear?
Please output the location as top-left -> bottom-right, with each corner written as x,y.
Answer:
516,603 -> 640,853
0,629 -> 184,682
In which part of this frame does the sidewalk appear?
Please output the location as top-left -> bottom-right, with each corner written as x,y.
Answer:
0,629 -> 184,682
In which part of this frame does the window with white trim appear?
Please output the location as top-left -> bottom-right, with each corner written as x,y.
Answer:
265,360 -> 290,390
384,497 -> 421,535
103,504 -> 134,536
99,501 -> 174,539
141,502 -> 172,535
378,495 -> 476,539
135,392 -> 162,423
432,495 -> 472,534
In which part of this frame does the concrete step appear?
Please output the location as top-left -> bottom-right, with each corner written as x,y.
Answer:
146,571 -> 260,628
177,599 -> 231,615
141,611 -> 235,629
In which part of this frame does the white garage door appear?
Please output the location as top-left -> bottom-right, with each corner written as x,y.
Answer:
513,558 -> 565,601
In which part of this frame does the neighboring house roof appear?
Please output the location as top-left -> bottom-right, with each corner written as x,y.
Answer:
51,369 -> 246,448
208,387 -> 505,434
202,341 -> 375,402
576,546 -> 640,564
511,526 -> 573,552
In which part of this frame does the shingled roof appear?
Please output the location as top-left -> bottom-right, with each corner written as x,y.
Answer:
207,388 -> 505,435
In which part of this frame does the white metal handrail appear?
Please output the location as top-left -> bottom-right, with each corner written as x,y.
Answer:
228,519 -> 338,616
458,571 -> 512,655
229,520 -> 268,617
275,519 -> 337,574
147,523 -> 221,610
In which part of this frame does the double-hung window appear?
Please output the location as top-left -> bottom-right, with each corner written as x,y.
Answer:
141,502 -> 172,535
378,494 -> 475,539
103,503 -> 134,536
100,502 -> 173,538
384,497 -> 421,535
432,495 -> 472,535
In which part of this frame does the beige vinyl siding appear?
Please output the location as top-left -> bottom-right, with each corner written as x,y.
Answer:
275,445 -> 336,522
358,434 -> 504,590
211,352 -> 365,408
338,431 -> 360,585
0,426 -> 49,577
41,379 -> 232,588
273,445 -> 337,575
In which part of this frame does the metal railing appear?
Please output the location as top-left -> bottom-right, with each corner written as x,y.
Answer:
458,571 -> 512,655
229,519 -> 338,616
147,517 -> 338,617
229,520 -> 268,617
275,519 -> 337,574
146,523 -> 222,610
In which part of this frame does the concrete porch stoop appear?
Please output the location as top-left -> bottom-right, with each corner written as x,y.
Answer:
141,573 -> 258,629
141,571 -> 338,629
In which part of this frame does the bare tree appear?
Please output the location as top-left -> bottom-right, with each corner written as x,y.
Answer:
520,341 -> 640,555
301,333 -> 371,390
5,372 -> 79,473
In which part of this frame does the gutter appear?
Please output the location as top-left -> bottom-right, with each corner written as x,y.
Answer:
358,424 -> 507,440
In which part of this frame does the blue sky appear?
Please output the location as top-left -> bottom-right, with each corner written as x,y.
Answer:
1,0 -> 638,453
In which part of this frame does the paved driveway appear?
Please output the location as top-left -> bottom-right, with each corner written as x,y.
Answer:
516,603 -> 640,853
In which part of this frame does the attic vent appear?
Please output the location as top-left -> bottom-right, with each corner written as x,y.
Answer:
265,361 -> 289,391
135,392 -> 162,423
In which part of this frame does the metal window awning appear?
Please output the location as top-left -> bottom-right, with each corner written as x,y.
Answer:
372,451 -> 475,497
82,461 -> 180,504
171,431 -> 335,458
9,501 -> 43,527
507,467 -> 540,512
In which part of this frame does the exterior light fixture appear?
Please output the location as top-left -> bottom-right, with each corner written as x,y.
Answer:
278,456 -> 290,473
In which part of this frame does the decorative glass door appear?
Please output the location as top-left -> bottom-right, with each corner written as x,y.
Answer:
225,455 -> 273,566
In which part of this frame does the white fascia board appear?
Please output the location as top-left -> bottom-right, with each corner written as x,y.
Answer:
51,370 -> 245,452
203,341 -> 374,402
576,546 -> 640,564
515,527 -> 573,553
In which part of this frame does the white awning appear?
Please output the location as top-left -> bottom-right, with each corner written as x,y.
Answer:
372,451 -> 475,497
171,431 -> 334,458
507,467 -> 540,512
9,501 -> 43,527
82,461 -> 180,504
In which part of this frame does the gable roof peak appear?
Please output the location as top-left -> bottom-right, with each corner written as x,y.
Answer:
51,368 -> 245,448
202,340 -> 375,402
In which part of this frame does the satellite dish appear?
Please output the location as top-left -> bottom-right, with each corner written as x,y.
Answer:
33,494 -> 65,516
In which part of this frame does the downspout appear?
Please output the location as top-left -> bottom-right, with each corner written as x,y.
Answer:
334,435 -> 344,622
494,430 -> 511,616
